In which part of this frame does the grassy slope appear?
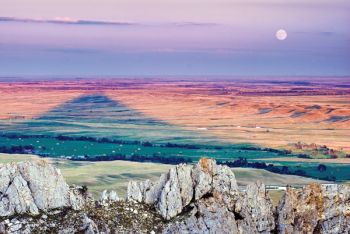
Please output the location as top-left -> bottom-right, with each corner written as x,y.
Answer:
0,153 -> 326,198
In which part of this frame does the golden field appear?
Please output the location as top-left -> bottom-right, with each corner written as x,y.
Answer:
0,78 -> 348,153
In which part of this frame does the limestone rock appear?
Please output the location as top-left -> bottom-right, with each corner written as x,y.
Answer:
127,180 -> 144,203
16,161 -> 70,210
163,197 -> 239,234
108,190 -> 119,202
126,158 -> 274,227
99,190 -> 120,206
126,158 -> 242,220
193,158 -> 215,200
0,161 -> 87,217
174,164 -> 193,207
80,214 -> 100,234
2,157 -> 350,234
157,167 -> 183,220
70,185 -> 92,210
277,183 -> 350,234
235,181 -> 275,234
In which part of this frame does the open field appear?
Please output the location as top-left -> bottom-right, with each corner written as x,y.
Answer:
0,77 -> 348,152
0,77 -> 349,181
256,157 -> 350,164
0,153 -> 327,198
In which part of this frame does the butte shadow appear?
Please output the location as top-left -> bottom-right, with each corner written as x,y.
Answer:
1,93 -> 225,145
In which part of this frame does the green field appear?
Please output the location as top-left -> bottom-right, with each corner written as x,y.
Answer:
0,153 -> 326,199
0,135 -> 286,160
0,94 -> 288,161
255,159 -> 350,182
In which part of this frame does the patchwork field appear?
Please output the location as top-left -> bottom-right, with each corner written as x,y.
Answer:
0,153 -> 326,199
0,77 -> 349,181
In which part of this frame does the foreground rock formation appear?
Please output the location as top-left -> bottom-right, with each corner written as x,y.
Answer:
0,158 -> 349,233
0,161 -> 89,218
277,183 -> 350,233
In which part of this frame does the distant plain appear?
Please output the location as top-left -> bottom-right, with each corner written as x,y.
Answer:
0,77 -> 349,181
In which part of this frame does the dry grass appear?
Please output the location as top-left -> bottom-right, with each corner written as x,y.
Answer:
0,78 -> 348,152
268,190 -> 285,207
255,157 -> 350,164
0,153 -> 326,198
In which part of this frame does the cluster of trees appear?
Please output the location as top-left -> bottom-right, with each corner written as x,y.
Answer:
56,135 -> 223,151
70,153 -> 192,165
1,133 -> 211,151
218,158 -> 337,181
218,157 -> 307,176
238,146 -> 292,155
0,145 -> 35,154
1,133 -> 298,156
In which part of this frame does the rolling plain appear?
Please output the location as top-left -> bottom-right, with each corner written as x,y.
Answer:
0,77 -> 349,182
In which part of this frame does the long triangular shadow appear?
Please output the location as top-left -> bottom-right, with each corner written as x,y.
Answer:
35,93 -> 166,125
3,93 -> 219,144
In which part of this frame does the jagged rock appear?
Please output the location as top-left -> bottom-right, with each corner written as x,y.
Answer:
173,164 -> 193,207
163,171 -> 274,234
277,183 -> 350,234
127,158 -> 275,227
235,181 -> 275,233
108,190 -> 119,202
99,190 -> 120,206
80,214 -> 100,234
163,197 -> 239,234
70,185 -> 92,210
212,164 -> 239,196
127,174 -> 169,205
127,181 -> 144,203
0,161 -> 88,217
99,190 -> 109,206
2,157 -> 350,234
193,158 -> 215,200
158,167 -> 183,220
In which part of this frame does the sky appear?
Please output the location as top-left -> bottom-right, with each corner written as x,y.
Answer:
0,0 -> 349,77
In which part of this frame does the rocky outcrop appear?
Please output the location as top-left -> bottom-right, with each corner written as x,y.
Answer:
99,190 -> 120,206
277,183 -> 350,234
127,158 -> 275,233
0,160 -> 90,217
1,158 -> 349,234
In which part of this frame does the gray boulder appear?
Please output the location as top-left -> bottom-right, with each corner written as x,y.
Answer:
235,181 -> 275,233
99,190 -> 120,206
127,157 -> 275,231
163,197 -> 239,234
277,183 -> 350,234
0,160 -> 88,217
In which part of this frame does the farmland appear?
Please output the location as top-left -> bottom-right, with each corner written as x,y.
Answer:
0,77 -> 349,181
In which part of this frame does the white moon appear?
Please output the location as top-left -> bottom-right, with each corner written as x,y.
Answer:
276,29 -> 287,40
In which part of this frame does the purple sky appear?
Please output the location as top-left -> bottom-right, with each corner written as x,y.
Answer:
1,0 -> 349,77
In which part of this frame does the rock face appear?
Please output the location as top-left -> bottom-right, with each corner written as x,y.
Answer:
127,158 -> 275,233
0,160 -> 89,217
277,183 -> 350,234
1,158 -> 349,234
99,190 -> 120,206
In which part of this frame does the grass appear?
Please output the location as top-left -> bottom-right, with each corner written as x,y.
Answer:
268,190 -> 284,207
0,135 -> 286,160
56,160 -> 171,197
0,82 -> 349,182
0,153 -> 327,199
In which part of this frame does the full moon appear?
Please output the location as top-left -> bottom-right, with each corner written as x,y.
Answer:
276,29 -> 287,40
